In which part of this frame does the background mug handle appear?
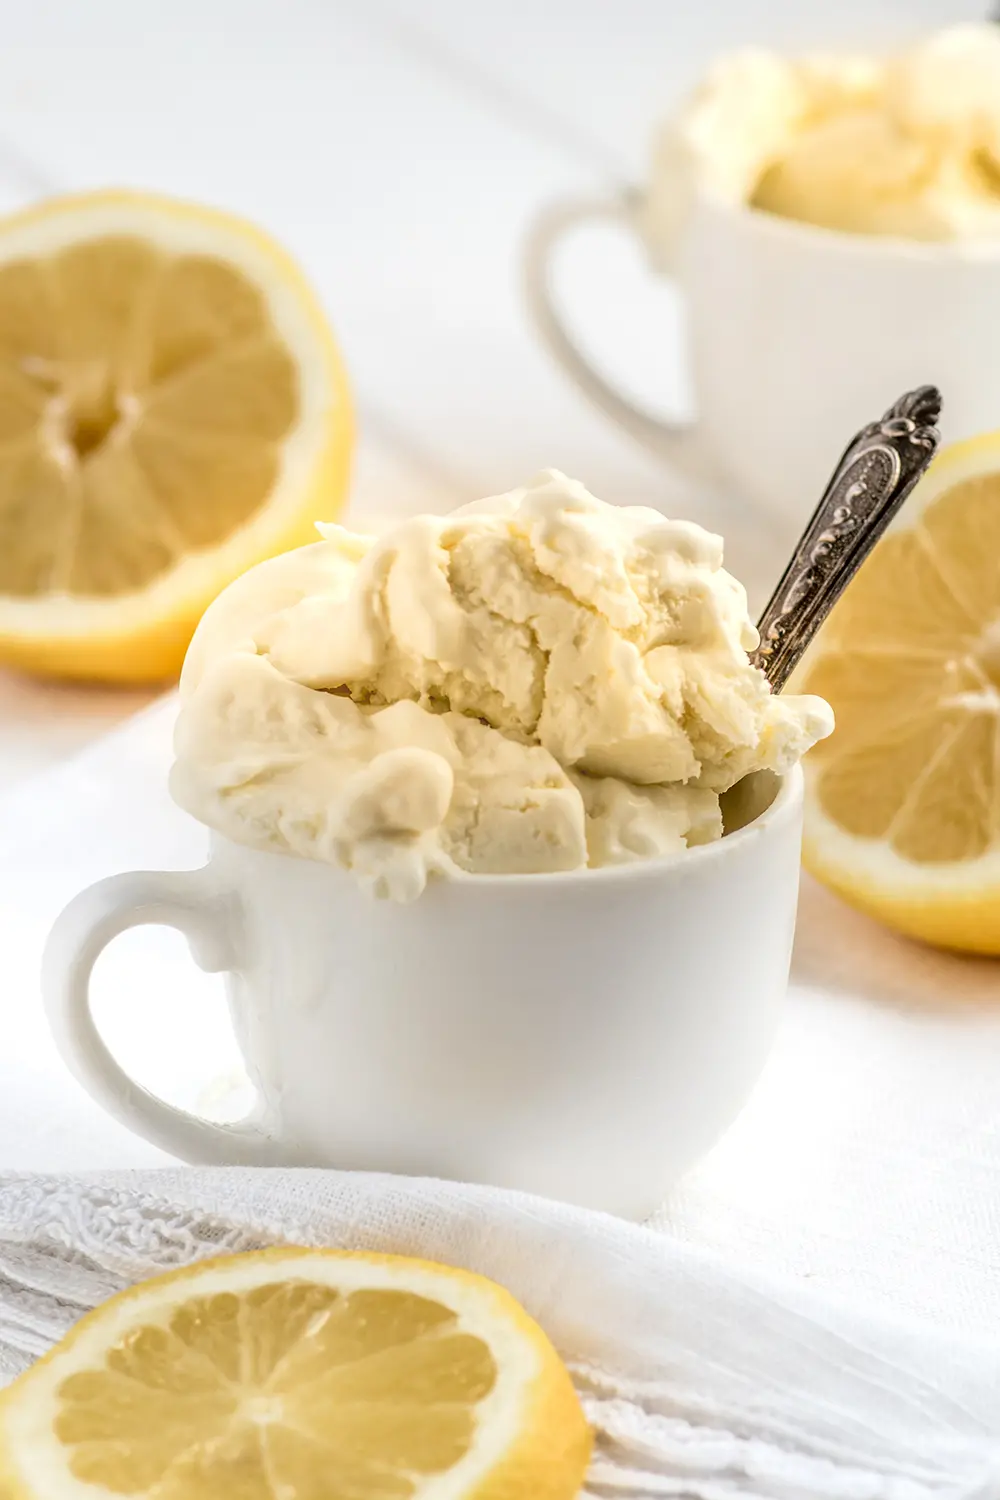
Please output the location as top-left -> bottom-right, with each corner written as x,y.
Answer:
523,188 -> 715,484
42,868 -> 285,1165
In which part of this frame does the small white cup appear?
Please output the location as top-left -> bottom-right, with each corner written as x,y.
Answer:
42,768 -> 803,1219
525,184 -> 1000,523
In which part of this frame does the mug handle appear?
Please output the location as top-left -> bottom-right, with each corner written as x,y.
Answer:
523,189 -> 715,483
42,868 -> 285,1165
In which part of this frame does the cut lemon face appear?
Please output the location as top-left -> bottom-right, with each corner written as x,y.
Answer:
0,1247 -> 591,1500
798,430 -> 1000,954
0,190 -> 352,682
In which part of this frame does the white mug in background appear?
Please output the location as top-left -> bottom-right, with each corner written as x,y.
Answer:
42,768 -> 803,1220
524,183 -> 1000,524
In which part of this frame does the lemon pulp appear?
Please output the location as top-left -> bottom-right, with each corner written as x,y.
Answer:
0,192 -> 352,681
800,433 -> 1000,953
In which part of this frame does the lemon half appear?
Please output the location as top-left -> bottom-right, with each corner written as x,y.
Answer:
0,190 -> 352,682
799,430 -> 1000,953
0,1247 -> 591,1500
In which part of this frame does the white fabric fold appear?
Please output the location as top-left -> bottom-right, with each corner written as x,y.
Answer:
0,1169 -> 998,1500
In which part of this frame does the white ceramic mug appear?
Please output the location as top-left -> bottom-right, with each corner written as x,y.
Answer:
43,768 -> 803,1219
525,184 -> 1000,523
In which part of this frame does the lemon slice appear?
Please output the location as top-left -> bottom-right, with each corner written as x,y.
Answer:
0,1247 -> 591,1500
798,430 -> 1000,954
0,190 -> 352,682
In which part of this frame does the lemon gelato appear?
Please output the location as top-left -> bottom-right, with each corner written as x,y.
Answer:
647,24 -> 1000,244
172,471 -> 832,900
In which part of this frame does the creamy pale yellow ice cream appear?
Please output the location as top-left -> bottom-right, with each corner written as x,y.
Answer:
646,24 -> 1000,244
172,471 -> 832,900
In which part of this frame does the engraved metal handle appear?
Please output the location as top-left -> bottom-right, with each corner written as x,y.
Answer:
751,385 -> 942,692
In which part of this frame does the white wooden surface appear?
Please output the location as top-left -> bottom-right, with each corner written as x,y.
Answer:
0,0 -> 980,788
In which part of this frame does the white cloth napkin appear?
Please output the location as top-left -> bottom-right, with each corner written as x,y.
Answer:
1,1168 -> 999,1500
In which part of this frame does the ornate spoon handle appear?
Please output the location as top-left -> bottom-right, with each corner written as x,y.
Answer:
750,385 -> 942,693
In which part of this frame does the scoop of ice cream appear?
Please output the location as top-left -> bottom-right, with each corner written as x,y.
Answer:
173,471 -> 831,899
751,108 -> 944,239
642,47 -> 880,259
642,50 -> 812,263
173,654 -> 589,901
885,24 -> 1000,159
648,25 -> 1000,247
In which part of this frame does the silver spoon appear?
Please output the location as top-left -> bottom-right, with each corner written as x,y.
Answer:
750,385 -> 942,692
